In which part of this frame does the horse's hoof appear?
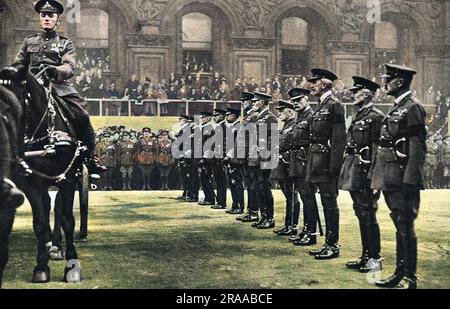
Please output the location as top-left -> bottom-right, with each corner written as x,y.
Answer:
64,259 -> 81,283
48,246 -> 64,261
32,269 -> 50,283
78,232 -> 88,241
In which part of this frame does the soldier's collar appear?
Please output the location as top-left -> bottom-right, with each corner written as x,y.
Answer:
40,30 -> 58,39
358,102 -> 373,112
320,90 -> 333,103
394,91 -> 412,105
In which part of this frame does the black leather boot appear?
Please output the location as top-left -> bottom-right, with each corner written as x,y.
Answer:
394,224 -> 417,289
347,221 -> 369,270
376,232 -> 404,288
293,232 -> 317,246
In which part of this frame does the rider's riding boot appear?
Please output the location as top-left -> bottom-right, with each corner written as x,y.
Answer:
76,114 -> 107,175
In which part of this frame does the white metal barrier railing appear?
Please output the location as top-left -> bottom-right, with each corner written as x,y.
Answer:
84,98 -> 436,119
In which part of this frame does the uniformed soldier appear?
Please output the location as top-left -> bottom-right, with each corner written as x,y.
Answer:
135,127 -> 158,190
183,116 -> 200,202
2,0 -> 106,175
198,112 -> 216,206
287,88 -> 320,246
372,64 -> 427,289
424,134 -> 439,189
441,135 -> 450,189
250,91 -> 278,229
157,129 -> 174,191
236,92 -> 260,223
103,132 -> 118,190
271,100 -> 299,236
223,107 -> 245,214
174,115 -> 193,200
210,109 -> 228,209
95,132 -> 109,190
118,131 -> 135,190
306,69 -> 346,260
339,76 -> 385,273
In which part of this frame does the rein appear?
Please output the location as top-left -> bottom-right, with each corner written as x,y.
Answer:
1,70 -> 84,183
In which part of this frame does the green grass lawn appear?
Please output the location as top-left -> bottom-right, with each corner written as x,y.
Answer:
3,190 -> 450,289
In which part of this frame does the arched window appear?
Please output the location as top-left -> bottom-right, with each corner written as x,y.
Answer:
375,21 -> 398,49
181,13 -> 213,73
282,17 -> 308,46
76,8 -> 109,48
279,17 -> 309,75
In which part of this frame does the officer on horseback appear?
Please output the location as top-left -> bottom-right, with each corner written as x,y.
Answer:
2,0 -> 106,175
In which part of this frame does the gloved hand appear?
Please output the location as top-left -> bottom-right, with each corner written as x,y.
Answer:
44,66 -> 58,80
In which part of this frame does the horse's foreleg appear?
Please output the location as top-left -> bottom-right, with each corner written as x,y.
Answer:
26,187 -> 52,283
0,207 -> 16,289
60,182 -> 81,283
49,190 -> 64,261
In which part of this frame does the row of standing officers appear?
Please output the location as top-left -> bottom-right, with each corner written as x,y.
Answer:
174,65 -> 426,289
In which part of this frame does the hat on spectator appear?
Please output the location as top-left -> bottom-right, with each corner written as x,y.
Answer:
349,76 -> 381,93
109,126 -> 118,131
121,131 -> 131,137
118,125 -> 125,130
179,114 -> 192,121
102,132 -> 111,138
142,127 -> 151,133
308,68 -> 338,82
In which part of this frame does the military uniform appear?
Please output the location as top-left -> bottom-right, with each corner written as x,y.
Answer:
157,132 -> 174,191
339,76 -> 385,272
198,112 -> 216,206
372,64 -> 426,289
306,69 -> 346,260
424,135 -> 439,189
271,101 -> 299,236
288,92 -> 320,246
441,136 -> 450,188
5,0 -> 105,174
236,93 -> 259,223
223,108 -> 245,214
135,129 -> 158,190
103,139 -> 118,190
118,133 -> 135,190
211,109 -> 228,209
250,92 -> 278,229
174,117 -> 191,200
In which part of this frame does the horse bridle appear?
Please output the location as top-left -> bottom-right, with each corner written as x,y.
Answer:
1,70 -> 85,183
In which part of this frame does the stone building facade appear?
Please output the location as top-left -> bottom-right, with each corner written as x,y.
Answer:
0,0 -> 449,97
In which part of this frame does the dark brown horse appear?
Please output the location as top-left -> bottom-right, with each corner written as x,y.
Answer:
0,68 -> 84,284
0,77 -> 25,288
